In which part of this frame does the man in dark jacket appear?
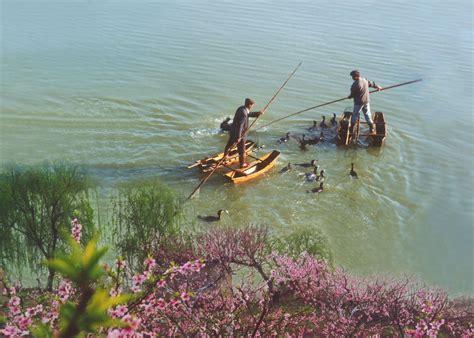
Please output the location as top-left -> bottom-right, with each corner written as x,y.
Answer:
224,98 -> 263,168
348,70 -> 382,134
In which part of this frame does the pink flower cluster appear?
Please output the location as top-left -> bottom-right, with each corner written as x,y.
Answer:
131,273 -> 147,293
58,279 -> 73,302
164,260 -> 205,277
109,304 -> 128,319
1,287 -> 60,337
7,295 -> 21,316
71,218 -> 82,243
115,258 -> 126,271
143,257 -> 156,271
107,314 -> 142,338
1,325 -> 28,337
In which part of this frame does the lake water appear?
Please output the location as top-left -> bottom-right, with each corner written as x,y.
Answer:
1,0 -> 473,294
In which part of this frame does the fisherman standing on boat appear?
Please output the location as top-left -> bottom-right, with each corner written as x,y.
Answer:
224,98 -> 263,168
348,70 -> 382,134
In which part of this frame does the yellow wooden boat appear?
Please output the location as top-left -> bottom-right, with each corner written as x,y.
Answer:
188,140 -> 256,172
223,150 -> 280,184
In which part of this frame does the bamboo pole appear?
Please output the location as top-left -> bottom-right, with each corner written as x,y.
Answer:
255,78 -> 422,131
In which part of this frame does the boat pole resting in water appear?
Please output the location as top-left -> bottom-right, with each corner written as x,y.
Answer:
186,62 -> 303,200
255,79 -> 423,131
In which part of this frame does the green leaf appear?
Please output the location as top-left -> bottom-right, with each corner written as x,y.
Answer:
30,322 -> 54,338
60,302 -> 77,322
47,258 -> 78,280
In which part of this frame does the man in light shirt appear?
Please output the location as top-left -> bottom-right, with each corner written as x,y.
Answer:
348,70 -> 382,134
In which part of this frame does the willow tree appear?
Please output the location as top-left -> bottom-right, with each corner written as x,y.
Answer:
0,162 -> 94,290
112,179 -> 183,273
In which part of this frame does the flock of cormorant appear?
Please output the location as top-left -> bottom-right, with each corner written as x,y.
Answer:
196,114 -> 359,222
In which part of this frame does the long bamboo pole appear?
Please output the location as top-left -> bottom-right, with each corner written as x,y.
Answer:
255,78 -> 422,131
186,62 -> 302,200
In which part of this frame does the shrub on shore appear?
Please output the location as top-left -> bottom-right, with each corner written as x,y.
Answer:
271,227 -> 333,263
111,179 -> 183,273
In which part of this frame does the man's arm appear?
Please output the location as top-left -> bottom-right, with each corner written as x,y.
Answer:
249,111 -> 264,118
368,79 -> 382,91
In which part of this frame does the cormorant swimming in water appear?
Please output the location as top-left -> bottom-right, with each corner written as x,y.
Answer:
198,209 -> 229,222
350,162 -> 358,179
220,117 -> 232,132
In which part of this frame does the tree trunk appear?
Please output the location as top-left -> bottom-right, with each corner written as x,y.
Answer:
47,268 -> 55,291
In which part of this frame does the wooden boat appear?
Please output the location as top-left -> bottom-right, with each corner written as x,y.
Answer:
187,140 -> 256,172
336,111 -> 353,146
223,150 -> 280,184
368,112 -> 387,147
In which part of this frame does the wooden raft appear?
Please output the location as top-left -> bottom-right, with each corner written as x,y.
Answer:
336,111 -> 387,147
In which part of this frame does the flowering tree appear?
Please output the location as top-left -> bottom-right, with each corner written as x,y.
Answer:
106,226 -> 474,336
1,223 -> 473,337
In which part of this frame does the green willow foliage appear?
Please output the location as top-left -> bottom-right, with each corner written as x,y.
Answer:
0,163 -> 94,290
112,179 -> 183,272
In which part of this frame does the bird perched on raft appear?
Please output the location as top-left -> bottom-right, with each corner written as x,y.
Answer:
308,120 -> 317,131
220,117 -> 232,132
278,132 -> 291,144
279,162 -> 292,174
307,182 -> 324,194
320,116 -> 328,128
295,159 -> 317,168
198,209 -> 229,222
330,113 -> 337,126
349,162 -> 358,179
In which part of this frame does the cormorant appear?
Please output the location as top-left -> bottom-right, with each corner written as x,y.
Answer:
278,132 -> 291,144
198,209 -> 229,222
350,163 -> 358,179
295,159 -> 317,168
305,166 -> 319,182
220,117 -> 232,132
308,120 -> 317,131
316,169 -> 325,182
320,116 -> 328,128
279,162 -> 292,174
